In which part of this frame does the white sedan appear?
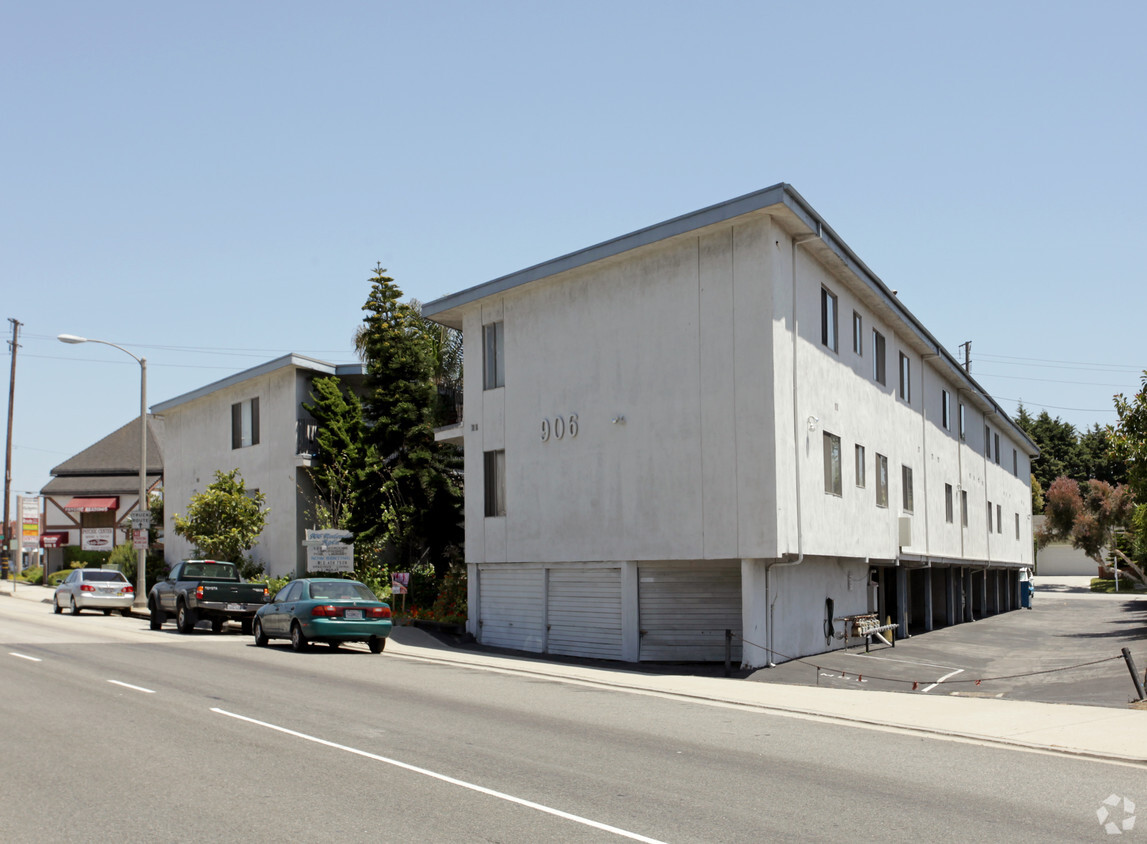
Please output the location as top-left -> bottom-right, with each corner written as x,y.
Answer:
53,568 -> 135,616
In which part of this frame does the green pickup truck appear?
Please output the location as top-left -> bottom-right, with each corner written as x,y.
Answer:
148,560 -> 271,634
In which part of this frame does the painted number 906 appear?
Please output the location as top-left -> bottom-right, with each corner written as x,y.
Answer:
541,414 -> 578,442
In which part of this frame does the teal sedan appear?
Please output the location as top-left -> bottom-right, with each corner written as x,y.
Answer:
252,578 -> 393,653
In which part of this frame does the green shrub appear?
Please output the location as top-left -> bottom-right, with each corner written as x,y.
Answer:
15,565 -> 44,584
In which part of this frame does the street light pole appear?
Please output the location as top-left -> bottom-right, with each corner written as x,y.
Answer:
58,334 -> 149,609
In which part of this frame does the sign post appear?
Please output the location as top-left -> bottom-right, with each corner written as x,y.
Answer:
130,509 -> 151,551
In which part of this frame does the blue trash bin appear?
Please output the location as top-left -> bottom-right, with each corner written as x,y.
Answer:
1021,579 -> 1034,609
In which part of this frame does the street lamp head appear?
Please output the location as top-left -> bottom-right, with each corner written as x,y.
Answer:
57,334 -> 87,344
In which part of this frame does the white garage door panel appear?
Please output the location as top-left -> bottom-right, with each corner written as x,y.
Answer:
639,562 -> 742,662
479,567 -> 545,653
547,567 -> 622,660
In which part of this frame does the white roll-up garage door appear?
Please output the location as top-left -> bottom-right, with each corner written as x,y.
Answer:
546,566 -> 622,660
638,561 -> 742,662
478,566 -> 545,653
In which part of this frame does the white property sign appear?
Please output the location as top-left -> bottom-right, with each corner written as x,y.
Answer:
304,529 -> 354,573
82,528 -> 114,551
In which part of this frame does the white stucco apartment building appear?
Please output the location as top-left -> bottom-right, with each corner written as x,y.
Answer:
153,354 -> 363,578
424,184 -> 1037,668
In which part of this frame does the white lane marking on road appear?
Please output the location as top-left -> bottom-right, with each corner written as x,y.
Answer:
108,680 -> 156,694
9,652 -> 42,662
212,707 -> 669,844
921,669 -> 964,693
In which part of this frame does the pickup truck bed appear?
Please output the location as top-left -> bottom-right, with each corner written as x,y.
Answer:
148,560 -> 270,634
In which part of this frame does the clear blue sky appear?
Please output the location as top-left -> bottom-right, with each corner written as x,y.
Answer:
3,1 -> 1145,515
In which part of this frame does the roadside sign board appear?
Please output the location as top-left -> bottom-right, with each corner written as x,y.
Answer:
133,529 -> 149,550
129,509 -> 152,527
82,527 -> 114,551
21,497 -> 40,549
391,572 -> 410,595
304,529 -> 354,573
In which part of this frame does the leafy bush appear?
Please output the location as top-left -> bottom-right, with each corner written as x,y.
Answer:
15,565 -> 44,584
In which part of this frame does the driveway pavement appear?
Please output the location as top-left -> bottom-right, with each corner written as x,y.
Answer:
746,576 -> 1147,708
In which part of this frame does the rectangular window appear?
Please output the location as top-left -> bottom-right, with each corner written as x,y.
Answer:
231,397 -> 260,449
985,425 -> 991,458
945,484 -> 954,523
483,450 -> 506,517
1012,448 -> 1018,476
902,465 -> 914,513
959,402 -> 966,440
997,504 -> 1003,534
1015,512 -> 1020,540
483,321 -> 505,389
852,311 -> 863,356
872,330 -> 886,385
823,432 -> 842,496
994,433 -> 1000,464
942,390 -> 951,431
961,490 -> 968,527
821,287 -> 838,353
898,353 -> 911,403
876,454 -> 888,508
987,501 -> 993,532
855,444 -> 866,488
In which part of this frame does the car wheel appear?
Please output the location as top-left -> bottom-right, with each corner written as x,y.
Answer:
103,609 -> 112,616
149,597 -> 164,630
53,597 -> 62,614
328,641 -> 340,650
253,619 -> 268,647
176,602 -> 197,634
211,617 -> 224,634
121,608 -> 132,617
368,636 -> 386,654
70,596 -> 81,616
290,622 -> 308,652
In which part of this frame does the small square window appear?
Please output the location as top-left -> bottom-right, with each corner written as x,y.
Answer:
231,397 -> 260,449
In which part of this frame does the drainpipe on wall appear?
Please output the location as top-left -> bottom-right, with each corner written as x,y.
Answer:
765,228 -> 820,667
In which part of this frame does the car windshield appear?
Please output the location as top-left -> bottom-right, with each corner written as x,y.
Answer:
308,582 -> 377,601
82,571 -> 128,583
182,563 -> 238,580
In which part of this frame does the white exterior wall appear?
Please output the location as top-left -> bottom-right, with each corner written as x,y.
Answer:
162,366 -> 307,578
465,217 -> 782,567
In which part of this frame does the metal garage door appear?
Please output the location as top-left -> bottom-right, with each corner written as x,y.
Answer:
478,566 -> 545,653
546,566 -> 623,660
639,561 -> 742,662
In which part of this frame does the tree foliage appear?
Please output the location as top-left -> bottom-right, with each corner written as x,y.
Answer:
346,264 -> 463,575
172,469 -> 269,570
1037,477 -> 1141,583
302,376 -> 365,530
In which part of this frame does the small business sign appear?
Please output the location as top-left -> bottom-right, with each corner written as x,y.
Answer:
303,529 -> 354,573
21,497 -> 40,549
391,572 -> 410,595
81,527 -> 114,551
132,528 -> 149,550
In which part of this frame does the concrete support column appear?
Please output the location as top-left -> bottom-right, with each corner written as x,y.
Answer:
467,563 -> 480,639
895,566 -> 909,640
1013,569 -> 1021,611
945,567 -> 957,628
621,560 -> 640,662
980,568 -> 989,616
740,558 -> 770,669
964,568 -> 975,622
923,568 -> 934,632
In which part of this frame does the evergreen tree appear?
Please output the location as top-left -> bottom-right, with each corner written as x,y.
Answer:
302,376 -> 366,530
352,264 -> 463,574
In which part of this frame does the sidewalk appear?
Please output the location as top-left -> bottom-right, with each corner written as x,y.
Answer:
5,578 -> 1145,767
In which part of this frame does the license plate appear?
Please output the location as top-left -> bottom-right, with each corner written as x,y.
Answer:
226,603 -> 243,611
344,609 -> 363,620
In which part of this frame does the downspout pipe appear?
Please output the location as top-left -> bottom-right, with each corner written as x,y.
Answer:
766,227 -> 820,667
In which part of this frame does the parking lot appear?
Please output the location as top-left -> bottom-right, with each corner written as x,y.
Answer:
746,578 -> 1147,708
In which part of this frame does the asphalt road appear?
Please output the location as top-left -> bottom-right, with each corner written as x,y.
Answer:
1,596 -> 1142,843
746,585 -> 1147,707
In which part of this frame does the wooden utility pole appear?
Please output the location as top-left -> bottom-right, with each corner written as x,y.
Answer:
3,318 -> 21,574
960,340 -> 971,373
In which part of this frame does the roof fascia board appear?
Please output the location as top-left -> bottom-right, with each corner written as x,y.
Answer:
152,353 -> 340,413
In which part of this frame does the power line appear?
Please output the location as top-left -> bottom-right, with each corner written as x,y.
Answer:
975,352 -> 1145,373
975,370 -> 1134,388
994,396 -> 1117,414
